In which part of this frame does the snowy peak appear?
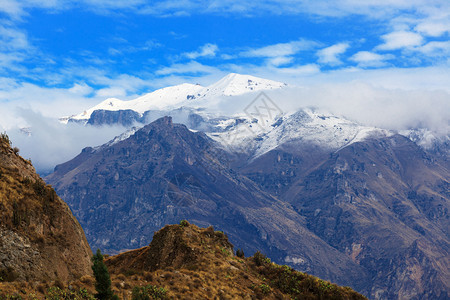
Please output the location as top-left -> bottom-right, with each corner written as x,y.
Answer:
203,73 -> 286,97
66,73 -> 286,122
207,108 -> 391,159
70,83 -> 203,121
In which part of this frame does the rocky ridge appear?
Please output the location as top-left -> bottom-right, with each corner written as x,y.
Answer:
0,134 -> 92,282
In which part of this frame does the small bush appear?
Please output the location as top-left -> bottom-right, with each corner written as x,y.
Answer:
45,287 -> 95,300
0,132 -> 10,145
260,284 -> 271,295
0,266 -> 19,282
12,147 -> 19,155
33,180 -> 46,197
131,285 -> 167,300
252,251 -> 270,266
236,248 -> 245,258
179,220 -> 189,227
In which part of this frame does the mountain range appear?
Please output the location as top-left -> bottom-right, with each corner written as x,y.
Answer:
46,74 -> 449,299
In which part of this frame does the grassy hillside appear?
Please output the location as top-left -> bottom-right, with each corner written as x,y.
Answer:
0,220 -> 366,299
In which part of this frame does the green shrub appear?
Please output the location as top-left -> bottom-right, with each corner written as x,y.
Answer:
179,220 -> 189,228
259,284 -> 271,295
131,285 -> 167,300
252,251 -> 270,266
45,287 -> 95,300
236,248 -> 245,258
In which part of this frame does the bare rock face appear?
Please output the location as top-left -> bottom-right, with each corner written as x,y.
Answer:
0,135 -> 92,282
241,134 -> 449,299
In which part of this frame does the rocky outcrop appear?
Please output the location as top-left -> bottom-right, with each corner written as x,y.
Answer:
0,134 -> 92,282
87,109 -> 143,126
105,222 -> 366,300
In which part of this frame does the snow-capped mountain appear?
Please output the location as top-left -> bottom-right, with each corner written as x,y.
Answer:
66,73 -> 286,122
61,72 -> 445,162
207,109 -> 391,160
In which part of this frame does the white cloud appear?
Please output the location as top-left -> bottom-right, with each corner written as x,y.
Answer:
0,25 -> 29,50
184,43 -> 219,59
267,56 -> 294,67
156,61 -> 219,75
241,40 -> 317,58
276,64 -> 321,75
350,51 -> 392,67
4,109 -> 126,174
95,86 -> 127,98
417,41 -> 450,57
265,82 -> 450,136
0,0 -> 25,19
238,40 -> 318,69
0,80 -> 98,119
416,20 -> 450,37
68,82 -> 94,95
316,42 -> 349,65
377,30 -> 424,50
0,25 -> 33,70
414,8 -> 450,37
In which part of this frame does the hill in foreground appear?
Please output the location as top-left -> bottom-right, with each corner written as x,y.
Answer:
0,133 -> 92,283
104,221 -> 365,299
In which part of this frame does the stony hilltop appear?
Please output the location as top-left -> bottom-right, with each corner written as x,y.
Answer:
0,133 -> 92,283
106,221 -> 366,299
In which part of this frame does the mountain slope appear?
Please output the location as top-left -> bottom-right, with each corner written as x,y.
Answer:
240,134 -> 449,299
46,117 -> 370,291
0,134 -> 92,282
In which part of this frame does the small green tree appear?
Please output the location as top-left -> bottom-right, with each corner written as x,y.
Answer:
92,249 -> 114,300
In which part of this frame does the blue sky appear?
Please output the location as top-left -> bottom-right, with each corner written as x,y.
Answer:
1,1 -> 449,115
1,1 -> 450,117
0,0 -> 449,173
